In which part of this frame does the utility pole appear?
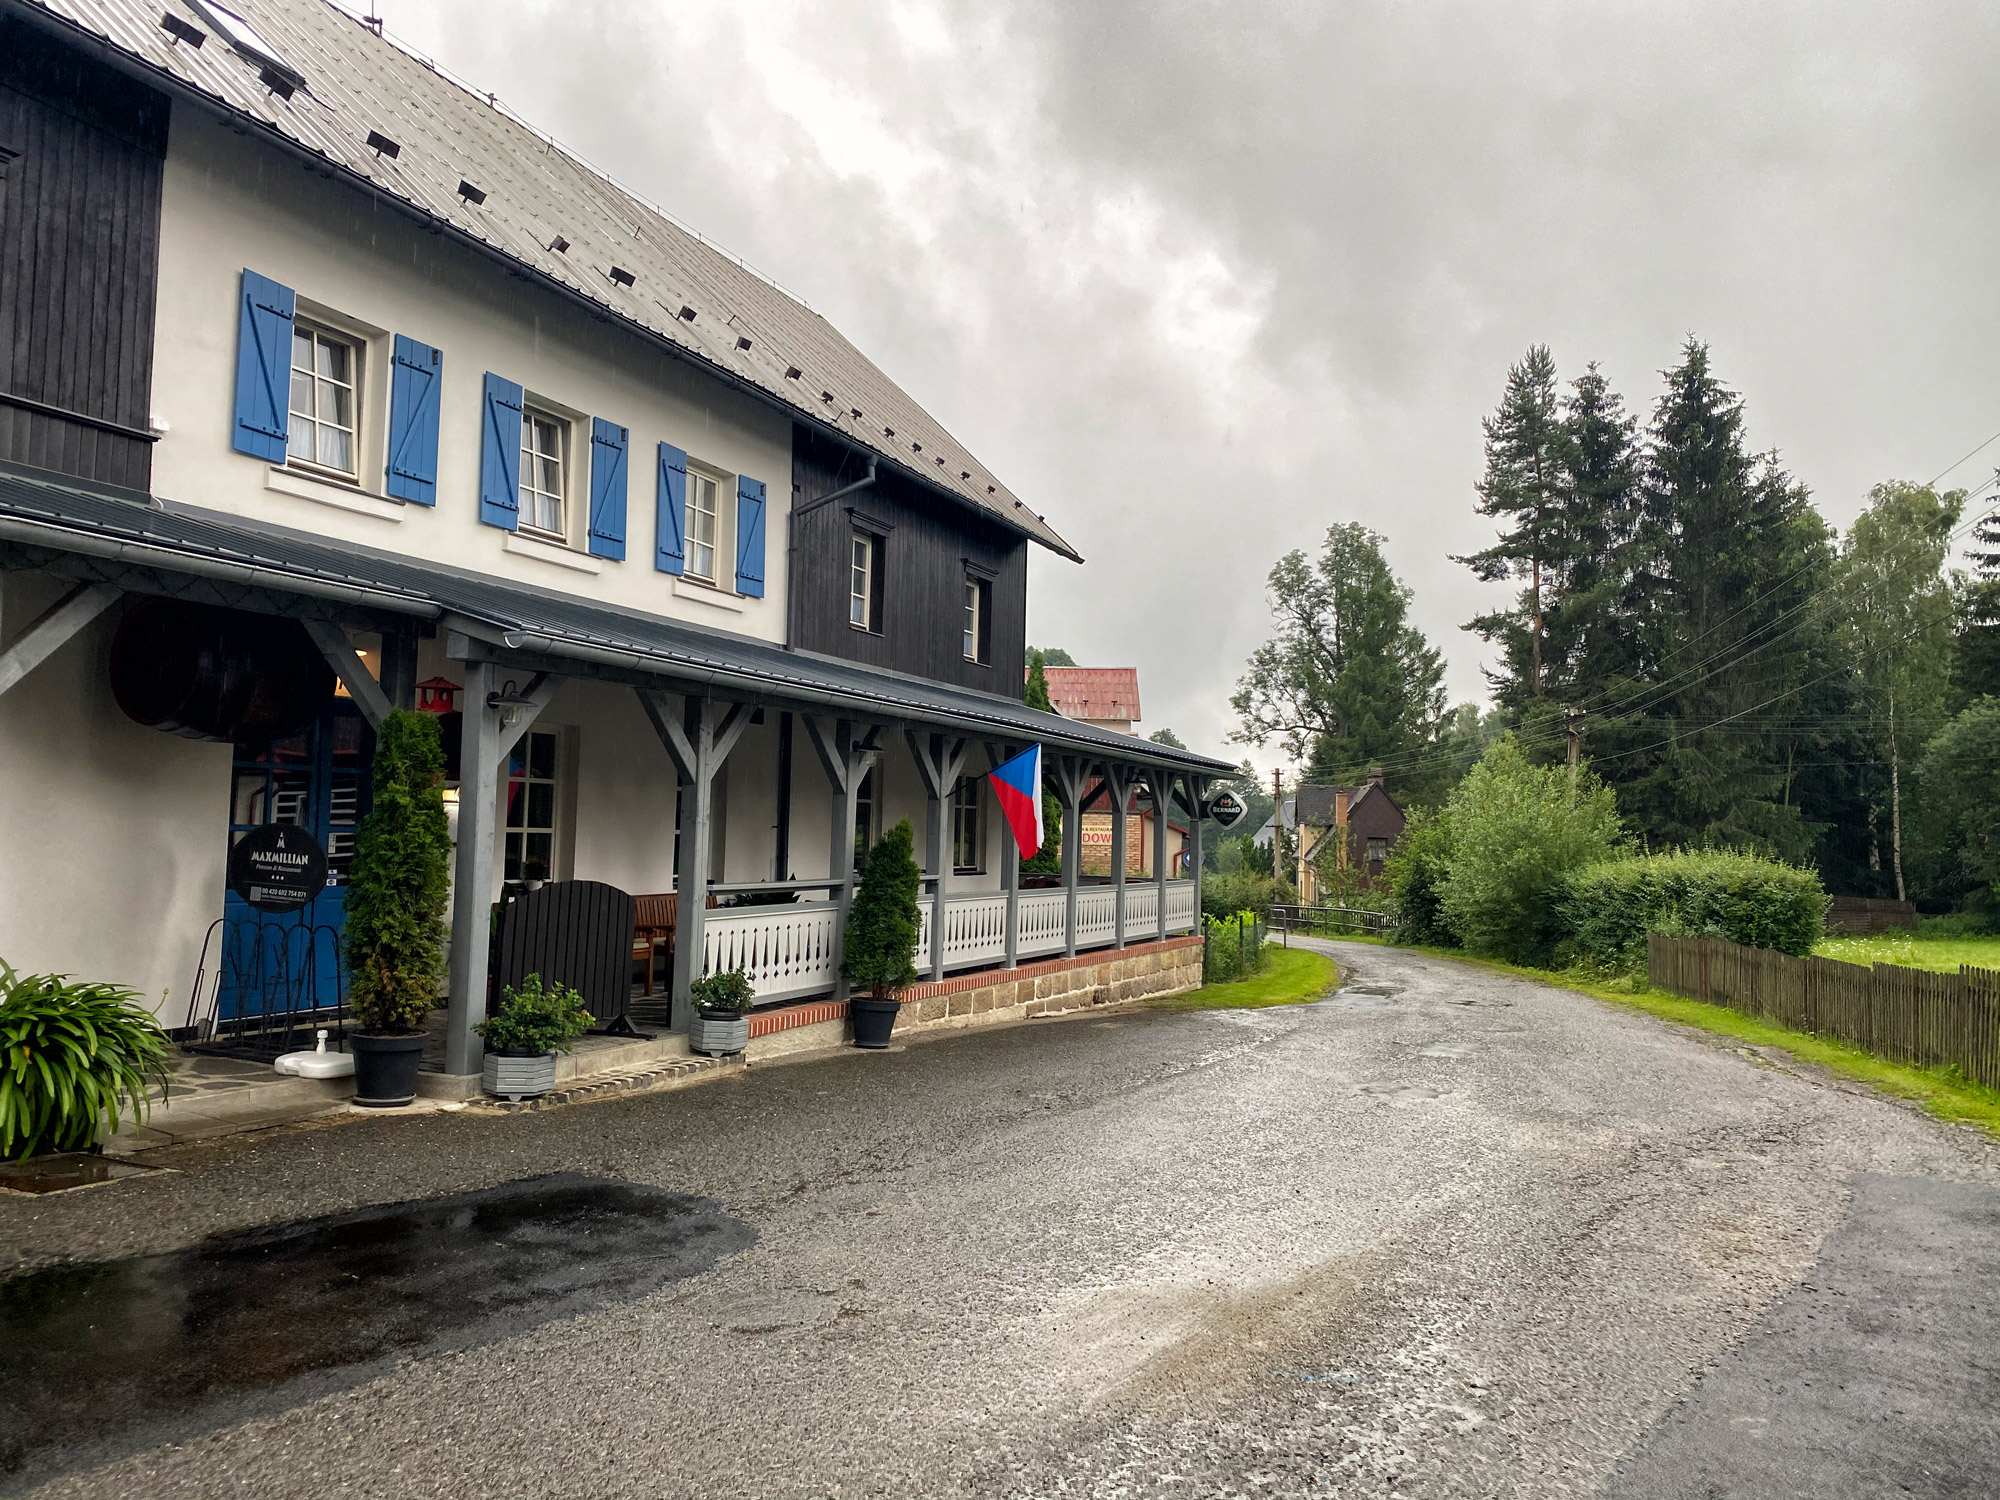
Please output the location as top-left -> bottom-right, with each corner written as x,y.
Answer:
1564,705 -> 1580,785
1272,767 -> 1285,874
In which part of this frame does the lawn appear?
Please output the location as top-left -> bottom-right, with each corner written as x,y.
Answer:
1152,944 -> 1340,1011
1814,924 -> 2000,974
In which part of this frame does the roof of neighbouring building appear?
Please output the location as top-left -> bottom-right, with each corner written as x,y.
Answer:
1294,781 -> 1399,827
16,0 -> 1081,561
1037,666 -> 1141,724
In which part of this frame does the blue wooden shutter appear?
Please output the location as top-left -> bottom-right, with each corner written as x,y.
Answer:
232,269 -> 294,461
735,475 -> 766,597
478,372 -> 523,530
587,417 -> 628,560
655,443 -> 687,574
385,334 -> 443,505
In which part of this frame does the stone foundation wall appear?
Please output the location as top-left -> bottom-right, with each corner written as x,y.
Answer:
745,937 -> 1204,1062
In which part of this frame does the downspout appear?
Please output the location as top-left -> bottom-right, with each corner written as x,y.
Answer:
784,456 -> 876,649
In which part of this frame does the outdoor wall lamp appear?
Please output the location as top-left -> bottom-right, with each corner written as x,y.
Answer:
487,681 -> 536,728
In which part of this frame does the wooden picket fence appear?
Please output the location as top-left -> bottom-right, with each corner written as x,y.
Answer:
1648,934 -> 2000,1090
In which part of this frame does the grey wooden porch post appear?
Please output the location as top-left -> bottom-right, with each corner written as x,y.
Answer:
1106,764 -> 1132,949
444,660 -> 500,1075
442,662 -> 566,1073
1051,754 -> 1091,958
639,691 -> 753,1032
986,742 -> 1020,968
1189,774 -> 1210,934
1151,767 -> 1170,939
907,729 -> 969,981
804,718 -> 880,999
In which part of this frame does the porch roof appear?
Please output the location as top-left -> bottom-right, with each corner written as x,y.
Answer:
0,463 -> 1233,777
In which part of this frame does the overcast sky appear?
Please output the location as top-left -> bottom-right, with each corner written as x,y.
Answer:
375,0 -> 2000,776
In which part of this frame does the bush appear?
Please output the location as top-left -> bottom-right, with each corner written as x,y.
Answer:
475,973 -> 593,1055
1560,849 -> 1829,968
345,710 -> 451,1034
690,968 -> 756,1015
1437,736 -> 1626,963
0,962 -> 174,1160
1913,699 -> 2000,917
843,819 -> 922,998
1385,805 -> 1455,947
1201,869 -> 1295,922
1203,911 -> 1269,983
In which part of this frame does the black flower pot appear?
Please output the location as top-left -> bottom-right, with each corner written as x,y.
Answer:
850,997 -> 901,1049
351,1033 -> 426,1107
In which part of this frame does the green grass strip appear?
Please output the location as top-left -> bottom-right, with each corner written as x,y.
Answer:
1408,946 -> 2000,1140
1152,944 -> 1340,1011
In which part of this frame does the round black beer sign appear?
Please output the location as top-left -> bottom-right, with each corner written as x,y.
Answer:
1205,787 -> 1250,831
228,824 -> 328,914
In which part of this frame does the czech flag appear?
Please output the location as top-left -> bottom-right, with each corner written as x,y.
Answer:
987,745 -> 1044,860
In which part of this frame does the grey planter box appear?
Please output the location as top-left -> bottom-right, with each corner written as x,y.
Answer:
483,1050 -> 557,1101
689,1010 -> 750,1057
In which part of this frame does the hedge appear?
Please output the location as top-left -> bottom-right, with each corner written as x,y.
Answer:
1559,849 -> 1829,968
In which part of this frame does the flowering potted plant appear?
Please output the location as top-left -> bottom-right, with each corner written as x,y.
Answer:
688,968 -> 754,1057
475,973 -> 592,1101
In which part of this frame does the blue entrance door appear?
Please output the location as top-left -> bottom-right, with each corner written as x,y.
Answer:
218,704 -> 373,1021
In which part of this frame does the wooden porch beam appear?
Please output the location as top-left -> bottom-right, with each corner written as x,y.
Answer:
302,619 -> 393,729
0,582 -> 120,699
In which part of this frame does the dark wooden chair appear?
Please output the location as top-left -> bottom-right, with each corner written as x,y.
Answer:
632,893 -> 677,996
494,880 -> 649,1037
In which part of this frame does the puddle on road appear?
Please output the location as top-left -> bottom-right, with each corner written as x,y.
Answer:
0,1172 -> 753,1485
0,1154 -> 165,1196
1416,1043 -> 1476,1060
1328,987 -> 1400,1012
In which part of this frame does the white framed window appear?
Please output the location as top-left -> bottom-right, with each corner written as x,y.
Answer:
687,470 -> 722,582
951,777 -> 984,873
288,323 -> 359,478
519,407 -> 568,538
962,578 -> 980,661
850,530 -> 874,628
504,729 -> 560,881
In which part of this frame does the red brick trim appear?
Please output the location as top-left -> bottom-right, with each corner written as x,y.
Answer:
744,936 -> 1203,1038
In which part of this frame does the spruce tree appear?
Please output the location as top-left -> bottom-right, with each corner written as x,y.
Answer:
344,710 -> 451,1034
1020,651 -> 1063,876
1953,495 -> 2000,704
841,819 -> 921,999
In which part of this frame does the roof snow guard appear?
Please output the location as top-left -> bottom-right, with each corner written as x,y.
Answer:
15,0 -> 1081,561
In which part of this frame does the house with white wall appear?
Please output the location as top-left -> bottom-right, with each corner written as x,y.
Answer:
0,0 -> 1228,1081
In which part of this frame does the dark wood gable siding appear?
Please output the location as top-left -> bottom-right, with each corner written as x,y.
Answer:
0,18 -> 168,490
790,426 -> 1028,694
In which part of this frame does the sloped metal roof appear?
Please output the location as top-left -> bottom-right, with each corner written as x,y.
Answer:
1039,666 -> 1143,724
14,0 -> 1081,561
0,463 -> 1230,774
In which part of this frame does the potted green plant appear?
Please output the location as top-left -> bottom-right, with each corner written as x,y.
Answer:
0,961 -> 174,1160
343,710 -> 451,1107
475,973 -> 593,1100
842,818 -> 921,1048
688,968 -> 755,1056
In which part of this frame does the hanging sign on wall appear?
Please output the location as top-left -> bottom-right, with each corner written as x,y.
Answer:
1204,787 -> 1250,831
228,824 -> 329,914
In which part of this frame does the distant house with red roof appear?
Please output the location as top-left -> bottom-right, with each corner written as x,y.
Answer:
1035,666 -> 1143,735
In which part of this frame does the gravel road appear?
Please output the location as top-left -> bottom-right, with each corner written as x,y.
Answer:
3,939 -> 1995,1499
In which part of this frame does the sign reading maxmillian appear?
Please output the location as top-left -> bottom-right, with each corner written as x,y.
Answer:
1204,787 -> 1250,831
228,824 -> 328,914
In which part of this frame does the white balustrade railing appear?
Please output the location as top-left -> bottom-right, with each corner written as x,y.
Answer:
1016,890 -> 1067,957
940,892 -> 1010,969
1122,883 -> 1161,941
701,900 -> 840,1002
695,878 -> 1202,1006
1074,885 -> 1117,949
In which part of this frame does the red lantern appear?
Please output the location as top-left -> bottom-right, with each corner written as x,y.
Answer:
414,676 -> 459,714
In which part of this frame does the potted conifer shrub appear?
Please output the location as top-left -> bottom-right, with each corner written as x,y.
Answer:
688,967 -> 754,1057
842,818 -> 921,1048
475,973 -> 592,1100
343,709 -> 451,1107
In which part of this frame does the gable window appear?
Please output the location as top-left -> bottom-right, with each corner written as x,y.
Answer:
519,407 -> 568,537
505,729 -> 560,881
850,531 -> 874,628
951,777 -> 984,873
962,574 -> 992,664
288,323 -> 359,478
687,470 -> 723,582
1365,837 -> 1389,865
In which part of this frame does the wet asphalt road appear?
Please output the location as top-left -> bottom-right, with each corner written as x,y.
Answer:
2,939 -> 1996,1499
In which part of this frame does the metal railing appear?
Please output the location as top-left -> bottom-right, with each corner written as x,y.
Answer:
1270,903 -> 1395,939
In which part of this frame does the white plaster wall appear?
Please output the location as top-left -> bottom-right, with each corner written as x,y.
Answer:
0,573 -> 232,1022
150,109 -> 792,637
